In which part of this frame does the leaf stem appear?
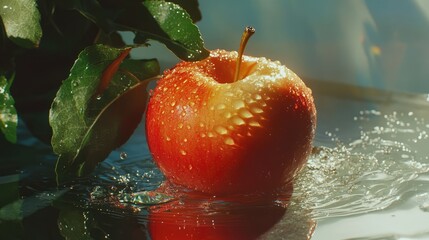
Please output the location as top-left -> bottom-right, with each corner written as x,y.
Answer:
233,26 -> 255,82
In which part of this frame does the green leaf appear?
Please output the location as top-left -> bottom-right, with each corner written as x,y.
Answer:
116,0 -> 209,61
167,0 -> 202,22
0,0 -> 42,48
0,75 -> 17,143
49,44 -> 159,184
68,0 -> 115,33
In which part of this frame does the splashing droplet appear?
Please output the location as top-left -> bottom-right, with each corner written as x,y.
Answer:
120,152 -> 128,160
420,202 -> 429,212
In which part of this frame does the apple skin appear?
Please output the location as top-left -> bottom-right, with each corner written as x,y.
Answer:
146,49 -> 316,196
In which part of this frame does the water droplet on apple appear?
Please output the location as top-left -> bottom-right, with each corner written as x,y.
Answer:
170,101 -> 176,107
231,116 -> 245,126
189,102 -> 195,107
224,92 -> 234,97
249,120 -> 261,127
166,136 -> 171,141
189,165 -> 193,170
233,100 -> 245,109
216,104 -> 226,110
207,132 -> 215,138
253,94 -> 262,100
224,137 -> 235,146
294,103 -> 299,110
239,109 -> 253,119
245,98 -> 255,104
96,95 -> 102,100
183,138 -> 188,142
250,107 -> 264,114
215,126 -> 228,135
223,112 -> 232,119
180,149 -> 187,155
199,122 -> 205,127
178,123 -> 183,129
200,133 -> 206,138
119,152 -> 128,160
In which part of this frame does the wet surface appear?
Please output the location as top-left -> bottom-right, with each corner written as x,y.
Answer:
1,80 -> 429,239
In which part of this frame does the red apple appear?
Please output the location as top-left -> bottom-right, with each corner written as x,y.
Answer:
146,28 -> 316,196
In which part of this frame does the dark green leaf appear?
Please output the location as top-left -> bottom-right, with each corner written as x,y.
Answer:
70,0 -> 115,33
95,31 -> 126,48
0,0 -> 42,48
0,75 -> 17,143
167,0 -> 202,22
49,45 -> 159,184
116,0 -> 209,61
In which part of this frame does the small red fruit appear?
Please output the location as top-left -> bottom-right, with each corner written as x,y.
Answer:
146,27 -> 316,196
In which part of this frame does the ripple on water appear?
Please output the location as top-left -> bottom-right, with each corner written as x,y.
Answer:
294,110 -> 429,219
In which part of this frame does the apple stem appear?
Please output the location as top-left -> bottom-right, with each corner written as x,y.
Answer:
233,26 -> 255,82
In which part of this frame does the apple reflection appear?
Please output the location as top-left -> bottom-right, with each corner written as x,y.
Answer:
148,197 -> 287,240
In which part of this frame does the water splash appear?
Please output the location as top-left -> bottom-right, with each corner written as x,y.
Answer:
294,110 -> 429,219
